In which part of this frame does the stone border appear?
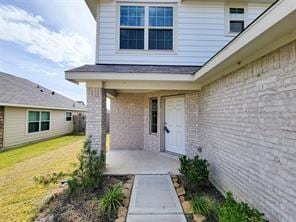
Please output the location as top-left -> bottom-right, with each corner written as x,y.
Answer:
171,175 -> 206,222
115,175 -> 134,222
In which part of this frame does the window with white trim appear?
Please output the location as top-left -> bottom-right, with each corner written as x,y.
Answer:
119,5 -> 174,50
149,98 -> 158,134
120,6 -> 145,49
228,8 -> 245,33
28,111 -> 50,133
65,111 -> 72,122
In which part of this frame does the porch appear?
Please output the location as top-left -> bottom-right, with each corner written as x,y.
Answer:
105,150 -> 180,175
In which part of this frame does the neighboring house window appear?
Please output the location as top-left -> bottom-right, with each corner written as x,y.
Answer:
28,111 -> 50,133
65,111 -> 72,122
119,5 -> 174,50
149,98 -> 158,134
228,8 -> 245,33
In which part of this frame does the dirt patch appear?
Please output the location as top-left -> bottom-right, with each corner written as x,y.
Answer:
36,175 -> 133,222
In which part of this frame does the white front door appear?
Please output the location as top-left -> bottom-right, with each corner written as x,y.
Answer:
165,96 -> 185,155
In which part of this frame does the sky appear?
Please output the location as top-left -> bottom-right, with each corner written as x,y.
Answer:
0,0 -> 96,103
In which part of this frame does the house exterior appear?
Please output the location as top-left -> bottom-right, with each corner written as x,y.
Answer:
65,0 -> 296,221
0,72 -> 85,149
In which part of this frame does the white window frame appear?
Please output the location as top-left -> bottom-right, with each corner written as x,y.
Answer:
116,3 -> 177,54
149,98 -> 158,135
225,4 -> 247,36
26,110 -> 51,135
65,111 -> 72,122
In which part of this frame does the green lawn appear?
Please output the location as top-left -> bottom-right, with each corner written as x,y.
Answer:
0,135 -> 84,222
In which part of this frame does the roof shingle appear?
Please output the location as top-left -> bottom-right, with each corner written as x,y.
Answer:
66,64 -> 201,75
0,72 -> 85,111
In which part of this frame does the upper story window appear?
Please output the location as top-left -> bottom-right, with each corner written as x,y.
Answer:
149,7 -> 173,50
119,5 -> 174,51
228,8 -> 245,33
120,6 -> 145,49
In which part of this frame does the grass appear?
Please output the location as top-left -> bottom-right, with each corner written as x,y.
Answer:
0,135 -> 84,222
0,135 -> 83,170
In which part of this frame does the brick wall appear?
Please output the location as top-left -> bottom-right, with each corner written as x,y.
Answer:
196,41 -> 296,222
110,93 -> 144,150
110,90 -> 199,152
0,106 -> 4,149
86,87 -> 106,154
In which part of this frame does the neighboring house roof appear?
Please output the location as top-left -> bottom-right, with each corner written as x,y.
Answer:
66,64 -> 200,75
0,72 -> 85,111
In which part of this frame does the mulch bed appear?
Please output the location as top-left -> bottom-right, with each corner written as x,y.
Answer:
35,175 -> 133,222
172,175 -> 224,222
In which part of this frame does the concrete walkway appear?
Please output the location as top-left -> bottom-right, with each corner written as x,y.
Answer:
126,175 -> 186,222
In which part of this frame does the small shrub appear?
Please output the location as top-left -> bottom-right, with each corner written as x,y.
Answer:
179,155 -> 209,190
190,196 -> 218,221
190,196 -> 211,216
99,183 -> 124,219
34,172 -> 68,186
218,192 -> 267,222
67,137 -> 105,194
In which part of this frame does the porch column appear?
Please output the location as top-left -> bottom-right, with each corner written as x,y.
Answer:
86,82 -> 107,160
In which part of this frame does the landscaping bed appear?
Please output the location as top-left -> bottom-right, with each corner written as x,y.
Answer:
172,175 -> 224,222
174,155 -> 268,222
36,175 -> 134,222
34,138 -> 134,222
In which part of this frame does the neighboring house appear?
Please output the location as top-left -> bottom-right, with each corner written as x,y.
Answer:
65,0 -> 296,221
0,72 -> 85,149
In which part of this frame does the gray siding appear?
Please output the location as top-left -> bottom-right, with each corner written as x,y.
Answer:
3,107 -> 75,148
0,106 -> 4,149
96,0 -> 269,65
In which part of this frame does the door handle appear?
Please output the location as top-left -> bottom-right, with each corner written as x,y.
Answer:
164,126 -> 170,133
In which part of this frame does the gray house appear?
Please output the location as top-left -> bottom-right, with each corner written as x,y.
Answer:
0,72 -> 85,149
65,0 -> 296,221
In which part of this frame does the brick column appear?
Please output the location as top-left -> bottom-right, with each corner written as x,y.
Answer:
86,86 -> 107,160
0,106 -> 4,149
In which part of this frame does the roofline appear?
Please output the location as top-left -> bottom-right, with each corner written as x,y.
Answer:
0,103 -> 85,112
85,0 -> 276,20
85,0 -> 97,19
193,0 -> 296,84
65,71 -> 196,84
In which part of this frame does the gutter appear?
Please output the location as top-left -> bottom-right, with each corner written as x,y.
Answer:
0,103 -> 85,112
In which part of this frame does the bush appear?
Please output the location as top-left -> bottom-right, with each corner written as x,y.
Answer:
34,172 -> 68,186
190,196 -> 218,221
67,137 -> 105,194
99,183 -> 124,219
179,155 -> 209,190
190,196 -> 211,216
218,192 -> 267,222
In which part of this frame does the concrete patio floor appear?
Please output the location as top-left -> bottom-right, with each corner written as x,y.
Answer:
105,150 -> 180,175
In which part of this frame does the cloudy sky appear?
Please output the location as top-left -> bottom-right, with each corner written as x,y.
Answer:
0,0 -> 96,102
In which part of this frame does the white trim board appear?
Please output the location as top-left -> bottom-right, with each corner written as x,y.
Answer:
0,103 -> 85,112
